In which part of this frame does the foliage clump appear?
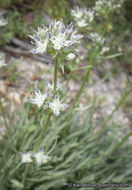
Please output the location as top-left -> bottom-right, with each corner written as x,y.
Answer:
0,106 -> 132,190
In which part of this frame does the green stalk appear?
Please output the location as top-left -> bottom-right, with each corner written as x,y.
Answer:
22,163 -> 31,185
72,66 -> 92,109
112,131 -> 132,154
53,57 -> 58,95
33,113 -> 51,152
66,70 -> 73,86
0,96 -> 9,130
97,87 -> 132,137
22,112 -> 51,184
61,48 -> 100,138
72,13 -> 109,109
72,49 -> 98,109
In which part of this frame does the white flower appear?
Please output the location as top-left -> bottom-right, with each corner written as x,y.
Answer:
94,0 -> 123,15
76,55 -> 85,64
76,19 -> 88,28
0,16 -> 7,26
46,80 -> 62,91
28,88 -> 47,108
94,0 -> 107,12
71,7 -> 94,28
31,39 -> 49,54
29,27 -> 49,54
33,150 -> 49,166
0,54 -> 7,67
21,152 -> 32,163
89,32 -> 105,45
50,34 -> 66,50
48,94 -> 69,116
49,19 -> 83,50
71,7 -> 84,19
100,47 -> 110,54
66,53 -> 76,61
87,9 -> 95,22
29,19 -> 83,54
71,7 -> 94,21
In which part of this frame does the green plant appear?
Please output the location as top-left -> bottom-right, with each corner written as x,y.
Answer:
0,1 -> 132,190
0,60 -> 19,84
0,102 -> 132,190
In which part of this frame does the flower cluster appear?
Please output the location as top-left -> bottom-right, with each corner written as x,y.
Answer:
29,19 -> 83,55
100,47 -> 110,55
66,53 -> 76,61
21,151 -> 32,163
28,84 -> 68,116
0,13 -> 7,26
75,47 -> 87,64
88,33 -> 110,55
47,94 -> 68,116
28,88 -> 47,108
21,149 -> 49,166
45,80 -> 62,91
71,7 -> 94,28
89,32 -> 105,45
94,0 -> 124,15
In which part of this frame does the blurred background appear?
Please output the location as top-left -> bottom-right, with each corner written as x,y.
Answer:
0,0 -> 132,69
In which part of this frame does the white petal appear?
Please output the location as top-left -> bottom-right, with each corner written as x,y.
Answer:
53,108 -> 60,116
55,94 -> 59,100
35,88 -> 40,95
61,104 -> 69,111
37,160 -> 41,166
28,99 -> 35,104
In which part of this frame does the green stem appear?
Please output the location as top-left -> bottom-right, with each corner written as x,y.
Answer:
33,113 -> 51,152
22,163 -> 31,185
53,57 -> 58,95
22,112 -> 51,184
61,50 -> 98,138
97,88 -> 132,137
72,66 -> 92,109
72,11 -> 109,109
72,49 -> 98,109
66,70 -> 73,86
0,96 -> 9,130
112,131 -> 132,154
